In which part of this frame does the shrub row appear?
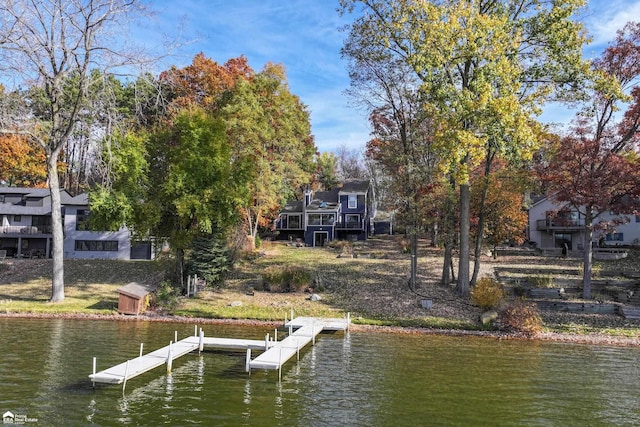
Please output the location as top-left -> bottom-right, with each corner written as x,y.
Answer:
261,266 -> 312,292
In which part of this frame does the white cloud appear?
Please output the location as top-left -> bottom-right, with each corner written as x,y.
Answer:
581,0 -> 640,50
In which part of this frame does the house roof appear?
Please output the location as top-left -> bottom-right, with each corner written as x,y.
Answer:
0,187 -> 82,215
307,188 -> 340,211
118,282 -> 156,299
281,200 -> 303,213
338,180 -> 370,194
66,193 -> 89,205
0,187 -> 51,197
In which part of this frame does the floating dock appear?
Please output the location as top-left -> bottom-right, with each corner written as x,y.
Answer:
89,314 -> 349,386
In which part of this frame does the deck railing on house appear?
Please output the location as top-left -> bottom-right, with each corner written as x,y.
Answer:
0,225 -> 51,234
536,219 -> 585,231
335,221 -> 364,230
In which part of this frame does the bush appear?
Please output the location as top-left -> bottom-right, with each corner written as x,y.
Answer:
498,299 -> 543,336
261,265 -> 312,292
529,275 -> 553,288
155,281 -> 178,311
471,277 -> 505,310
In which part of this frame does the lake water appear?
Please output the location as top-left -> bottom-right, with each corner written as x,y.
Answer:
1,318 -> 639,426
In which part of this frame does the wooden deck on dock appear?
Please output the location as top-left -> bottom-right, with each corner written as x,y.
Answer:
89,314 -> 350,385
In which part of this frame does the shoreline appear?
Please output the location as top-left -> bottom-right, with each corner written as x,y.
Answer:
3,311 -> 639,348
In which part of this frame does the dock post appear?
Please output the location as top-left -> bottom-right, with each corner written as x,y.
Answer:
284,313 -> 287,326
199,328 -> 204,353
312,323 -> 316,346
264,334 -> 269,350
278,346 -> 283,382
347,312 -> 351,330
245,348 -> 251,373
296,339 -> 300,361
166,341 -> 173,374
122,360 -> 130,394
290,308 -> 294,321
139,343 -> 144,358
194,325 -> 197,337
174,330 -> 178,343
288,324 -> 292,336
92,357 -> 96,388
274,328 -> 278,342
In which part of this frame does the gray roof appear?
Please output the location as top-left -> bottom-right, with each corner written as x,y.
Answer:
338,180 -> 370,194
307,188 -> 340,211
281,200 -> 303,213
0,187 -> 51,197
66,193 -> 89,205
0,187 -> 83,215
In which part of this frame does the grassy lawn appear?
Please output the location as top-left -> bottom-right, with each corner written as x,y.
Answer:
2,238 -> 640,341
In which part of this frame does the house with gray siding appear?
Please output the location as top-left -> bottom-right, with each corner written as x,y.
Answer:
528,195 -> 640,252
0,187 -> 148,260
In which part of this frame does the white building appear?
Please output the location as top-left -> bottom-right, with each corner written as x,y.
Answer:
528,195 -> 640,251
0,187 -> 150,260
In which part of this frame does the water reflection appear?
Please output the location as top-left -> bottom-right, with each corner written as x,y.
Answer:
2,318 -> 640,426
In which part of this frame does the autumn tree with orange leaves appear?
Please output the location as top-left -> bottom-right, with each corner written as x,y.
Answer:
0,134 -> 47,187
470,158 -> 529,259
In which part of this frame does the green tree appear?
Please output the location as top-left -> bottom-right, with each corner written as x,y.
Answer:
220,64 -> 316,243
188,232 -> 230,287
91,108 -> 250,284
341,0 -> 590,296
315,151 -> 339,190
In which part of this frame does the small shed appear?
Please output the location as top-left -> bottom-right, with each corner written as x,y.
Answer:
117,282 -> 156,315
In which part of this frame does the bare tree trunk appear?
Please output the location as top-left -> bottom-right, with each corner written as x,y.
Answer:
441,178 -> 456,286
456,182 -> 470,296
410,227 -> 418,290
47,151 -> 65,302
442,241 -> 452,286
583,209 -> 593,299
471,150 -> 495,285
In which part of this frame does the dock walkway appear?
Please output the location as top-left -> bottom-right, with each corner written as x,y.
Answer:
89,314 -> 349,386
248,316 -> 349,371
89,335 -> 269,385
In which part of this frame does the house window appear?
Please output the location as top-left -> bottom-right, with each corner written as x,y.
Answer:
13,215 -> 21,222
0,195 -> 4,203
322,214 -> 335,225
76,209 -> 89,230
348,195 -> 357,209
75,240 -> 118,251
346,214 -> 360,227
32,216 -> 52,233
308,214 -> 321,225
636,215 -> 640,223
288,215 -> 301,229
308,213 -> 335,226
605,233 -> 624,242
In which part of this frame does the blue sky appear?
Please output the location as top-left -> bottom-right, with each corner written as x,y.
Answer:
143,0 -> 640,154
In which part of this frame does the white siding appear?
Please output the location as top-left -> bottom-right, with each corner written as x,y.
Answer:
529,198 -> 640,248
63,206 -> 131,260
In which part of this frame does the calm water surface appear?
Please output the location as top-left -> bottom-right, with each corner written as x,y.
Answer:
1,318 -> 639,426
